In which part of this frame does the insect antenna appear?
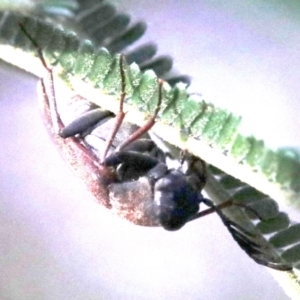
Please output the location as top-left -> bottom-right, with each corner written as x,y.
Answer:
190,198 -> 293,271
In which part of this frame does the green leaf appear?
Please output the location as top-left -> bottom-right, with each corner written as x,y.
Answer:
0,2 -> 300,296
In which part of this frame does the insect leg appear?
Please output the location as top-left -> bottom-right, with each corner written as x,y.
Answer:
101,55 -> 127,161
180,151 -> 208,191
20,24 -> 115,207
115,79 -> 163,152
19,23 -> 61,134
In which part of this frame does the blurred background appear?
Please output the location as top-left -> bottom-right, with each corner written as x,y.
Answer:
1,1 -> 300,299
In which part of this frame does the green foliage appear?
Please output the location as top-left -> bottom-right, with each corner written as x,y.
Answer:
0,1 -> 300,277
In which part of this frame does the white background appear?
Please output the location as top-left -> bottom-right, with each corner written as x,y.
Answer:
1,1 -> 300,299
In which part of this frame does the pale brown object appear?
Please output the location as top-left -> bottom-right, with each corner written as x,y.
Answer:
38,78 -> 159,226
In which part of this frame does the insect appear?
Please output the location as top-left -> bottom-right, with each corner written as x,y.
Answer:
20,24 -> 292,272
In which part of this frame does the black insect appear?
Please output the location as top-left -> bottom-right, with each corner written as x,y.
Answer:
20,24 -> 292,272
